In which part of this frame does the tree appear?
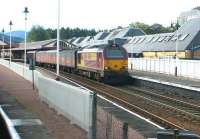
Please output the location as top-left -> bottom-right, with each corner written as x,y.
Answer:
28,25 -> 50,42
193,6 -> 200,10
129,22 -> 175,34
45,27 -> 97,40
129,22 -> 149,32
46,28 -> 56,39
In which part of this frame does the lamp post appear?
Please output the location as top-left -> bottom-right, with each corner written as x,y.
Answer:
171,21 -> 180,76
23,7 -> 29,66
2,29 -> 5,59
9,21 -> 13,65
56,0 -> 60,80
175,22 -> 180,76
131,37 -> 133,70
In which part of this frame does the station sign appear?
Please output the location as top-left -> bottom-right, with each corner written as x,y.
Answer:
29,58 -> 36,70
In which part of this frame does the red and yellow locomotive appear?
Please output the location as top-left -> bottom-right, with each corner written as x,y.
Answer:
28,40 -> 129,84
77,42 -> 128,83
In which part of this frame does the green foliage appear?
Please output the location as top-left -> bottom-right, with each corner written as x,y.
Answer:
28,25 -> 50,42
28,26 -> 97,42
170,22 -> 180,30
193,6 -> 200,10
46,27 -> 97,39
129,22 -> 176,34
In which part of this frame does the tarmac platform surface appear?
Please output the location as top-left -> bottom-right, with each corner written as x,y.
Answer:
129,70 -> 200,92
0,65 -> 87,139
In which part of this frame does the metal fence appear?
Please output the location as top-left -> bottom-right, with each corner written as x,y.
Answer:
129,58 -> 200,79
96,106 -> 145,139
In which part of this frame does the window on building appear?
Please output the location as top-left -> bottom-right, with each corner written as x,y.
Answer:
171,35 -> 178,41
137,37 -> 145,43
171,34 -> 183,41
151,36 -> 160,43
130,38 -> 136,43
146,37 -> 154,43
179,34 -> 189,41
164,35 -> 173,41
136,38 -> 143,44
157,36 -> 166,42
132,38 -> 139,44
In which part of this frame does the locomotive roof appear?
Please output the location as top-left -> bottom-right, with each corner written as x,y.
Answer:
78,48 -> 104,53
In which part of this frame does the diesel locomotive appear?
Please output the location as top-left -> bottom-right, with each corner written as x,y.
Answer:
28,40 -> 129,84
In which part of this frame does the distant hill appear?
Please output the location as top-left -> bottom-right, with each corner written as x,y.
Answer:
0,33 -> 24,44
5,31 -> 27,39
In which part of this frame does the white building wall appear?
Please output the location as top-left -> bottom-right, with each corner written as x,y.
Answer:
178,9 -> 200,25
129,58 -> 200,79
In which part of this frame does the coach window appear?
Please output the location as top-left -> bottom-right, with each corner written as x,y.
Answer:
78,53 -> 81,64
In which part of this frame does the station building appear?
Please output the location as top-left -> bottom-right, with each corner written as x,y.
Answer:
0,40 -> 8,49
178,8 -> 200,25
124,18 -> 200,59
67,19 -> 200,60
0,40 -> 10,58
11,39 -> 73,60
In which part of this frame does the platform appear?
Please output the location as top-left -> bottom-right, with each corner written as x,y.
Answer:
129,69 -> 200,92
0,65 -> 87,139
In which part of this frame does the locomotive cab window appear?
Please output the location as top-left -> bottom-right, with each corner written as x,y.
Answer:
106,49 -> 124,59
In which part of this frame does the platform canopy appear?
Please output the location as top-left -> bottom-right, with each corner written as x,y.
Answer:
0,40 -> 8,49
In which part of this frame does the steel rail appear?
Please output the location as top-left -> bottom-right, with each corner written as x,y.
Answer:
37,67 -> 186,130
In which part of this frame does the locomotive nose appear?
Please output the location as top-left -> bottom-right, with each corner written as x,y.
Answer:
105,60 -> 126,71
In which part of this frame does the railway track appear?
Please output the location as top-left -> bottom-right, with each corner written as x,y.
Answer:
35,66 -> 200,134
119,86 -> 200,118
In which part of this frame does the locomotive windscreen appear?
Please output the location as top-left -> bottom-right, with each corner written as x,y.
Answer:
106,49 -> 124,58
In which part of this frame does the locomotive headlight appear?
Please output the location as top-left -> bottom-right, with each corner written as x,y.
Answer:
123,65 -> 128,69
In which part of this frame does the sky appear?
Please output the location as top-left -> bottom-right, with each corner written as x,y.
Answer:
0,0 -> 199,32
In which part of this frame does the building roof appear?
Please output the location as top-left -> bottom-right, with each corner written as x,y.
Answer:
124,18 -> 200,53
0,40 -> 7,46
69,28 -> 145,48
12,39 -> 56,50
108,28 -> 145,40
0,39 -> 13,49
12,39 -> 73,51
